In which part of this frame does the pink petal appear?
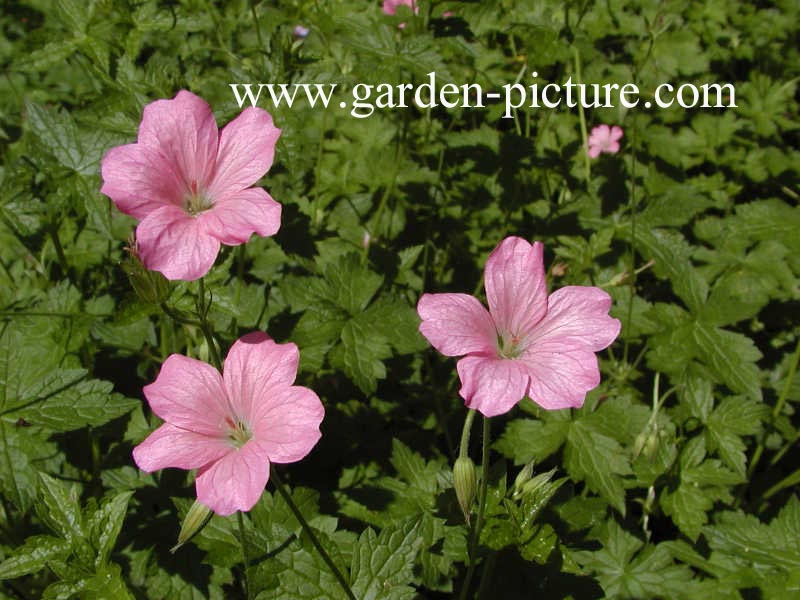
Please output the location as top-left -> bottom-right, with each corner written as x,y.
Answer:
142,354 -> 229,435
520,341 -> 601,410
137,91 -> 218,191
100,143 -> 184,219
606,141 -> 621,154
417,293 -> 497,357
587,145 -> 602,159
383,0 -> 418,15
252,386 -> 324,463
195,441 -> 271,515
223,333 -> 300,424
528,286 -> 620,352
609,126 -> 624,142
590,124 -> 610,142
135,205 -> 221,281
207,107 -> 281,198
456,355 -> 530,417
132,423 -> 230,472
484,237 -> 548,341
201,187 -> 281,245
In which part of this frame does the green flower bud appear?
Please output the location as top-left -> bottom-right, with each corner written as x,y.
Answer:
171,500 -> 212,553
123,237 -> 170,304
512,461 -> 535,496
453,456 -> 477,525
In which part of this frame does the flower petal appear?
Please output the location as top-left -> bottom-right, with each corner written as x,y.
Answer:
484,237 -> 548,340
223,332 -> 300,424
609,126 -> 624,142
456,355 -> 530,417
195,441 -> 271,515
252,385 -> 324,463
520,341 -> 601,410
528,286 -> 620,352
137,90 -> 219,190
136,205 -> 221,281
100,143 -> 184,219
587,145 -> 602,159
132,423 -> 230,472
207,107 -> 281,198
201,187 -> 281,245
417,293 -> 497,357
142,354 -> 228,435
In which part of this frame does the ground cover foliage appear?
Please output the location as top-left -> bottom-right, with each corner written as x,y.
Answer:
0,0 -> 799,598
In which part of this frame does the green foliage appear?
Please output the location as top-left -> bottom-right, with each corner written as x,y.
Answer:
1,0 -> 798,597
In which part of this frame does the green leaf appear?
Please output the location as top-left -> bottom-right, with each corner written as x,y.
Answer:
564,420 -> 632,515
705,397 -> 769,476
350,520 -> 424,600
0,535 -> 71,580
88,491 -> 133,567
337,317 -> 392,394
495,416 -> 570,465
692,323 -> 762,401
36,473 -> 84,542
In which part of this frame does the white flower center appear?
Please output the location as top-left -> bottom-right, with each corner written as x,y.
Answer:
497,332 -> 523,359
185,181 -> 213,216
226,417 -> 252,449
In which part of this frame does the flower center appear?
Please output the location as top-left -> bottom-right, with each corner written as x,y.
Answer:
497,333 -> 523,359
185,181 -> 213,216
226,417 -> 252,449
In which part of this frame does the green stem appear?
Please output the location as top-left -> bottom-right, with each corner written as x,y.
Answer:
459,409 -> 477,458
197,278 -> 222,370
748,336 -> 800,479
459,416 -> 491,600
270,466 -> 356,600
237,511 -> 251,599
573,47 -> 591,182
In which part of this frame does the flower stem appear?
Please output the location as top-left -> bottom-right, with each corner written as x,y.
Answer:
574,47 -> 591,182
270,466 -> 356,600
197,278 -> 222,370
459,416 -> 491,600
459,409 -> 477,458
237,511 -> 251,599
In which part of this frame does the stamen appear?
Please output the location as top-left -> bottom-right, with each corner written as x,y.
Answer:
227,419 -> 252,449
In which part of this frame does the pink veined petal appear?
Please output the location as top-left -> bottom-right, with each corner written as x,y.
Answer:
456,355 -> 530,418
207,107 -> 281,198
100,143 -> 185,219
201,187 -> 281,245
137,90 -> 219,191
195,441 -> 271,515
587,145 -> 602,159
252,385 -> 324,463
519,340 -> 601,410
484,237 -> 548,341
223,333 -> 300,424
527,286 -> 621,352
417,293 -> 497,357
136,205 -> 221,281
609,126 -> 624,142
142,354 -> 229,435
132,423 -> 230,472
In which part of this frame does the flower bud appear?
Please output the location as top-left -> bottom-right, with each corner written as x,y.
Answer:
453,456 -> 477,525
171,500 -> 212,553
123,237 -> 170,304
512,461 -> 535,496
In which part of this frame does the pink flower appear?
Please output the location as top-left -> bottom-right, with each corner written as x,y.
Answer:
101,91 -> 282,281
132,332 -> 324,515
382,0 -> 418,16
417,237 -> 620,418
293,25 -> 310,38
587,124 -> 623,158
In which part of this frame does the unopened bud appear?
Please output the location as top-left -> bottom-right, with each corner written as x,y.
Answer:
171,500 -> 212,553
453,456 -> 477,525
519,468 -> 557,498
512,461 -> 535,496
123,237 -> 170,304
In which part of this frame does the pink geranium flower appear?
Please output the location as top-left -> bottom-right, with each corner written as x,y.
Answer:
382,0 -> 418,15
132,332 -> 324,515
417,237 -> 620,418
587,124 -> 623,158
101,90 -> 282,281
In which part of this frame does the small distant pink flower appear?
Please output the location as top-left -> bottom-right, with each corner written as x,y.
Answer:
132,332 -> 324,515
293,25 -> 310,38
587,124 -> 623,158
101,90 -> 282,281
417,237 -> 620,417
382,0 -> 418,16
442,10 -> 454,18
